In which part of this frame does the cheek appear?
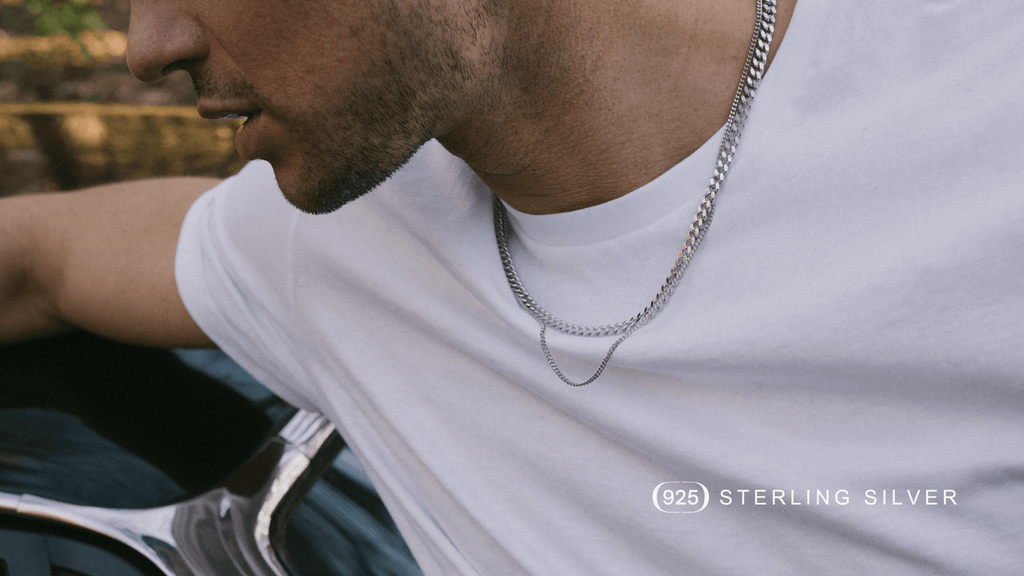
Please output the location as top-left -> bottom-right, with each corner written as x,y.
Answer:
222,1 -> 375,65
218,22 -> 377,112
200,3 -> 316,79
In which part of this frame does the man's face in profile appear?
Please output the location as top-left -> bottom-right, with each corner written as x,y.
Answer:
127,0 -> 496,214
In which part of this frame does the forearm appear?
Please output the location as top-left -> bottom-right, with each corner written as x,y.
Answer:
0,178 -> 220,348
0,195 -> 69,343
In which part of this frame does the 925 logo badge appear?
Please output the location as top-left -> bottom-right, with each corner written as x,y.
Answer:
653,481 -> 710,513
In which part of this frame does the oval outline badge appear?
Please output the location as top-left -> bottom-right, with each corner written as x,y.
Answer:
652,481 -> 710,513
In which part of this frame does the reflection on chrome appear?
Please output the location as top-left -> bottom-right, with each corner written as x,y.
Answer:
0,409 -> 342,576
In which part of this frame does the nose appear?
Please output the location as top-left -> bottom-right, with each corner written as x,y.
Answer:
127,2 -> 207,82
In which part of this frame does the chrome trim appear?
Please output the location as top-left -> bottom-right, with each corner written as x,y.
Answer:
0,409 -> 342,576
256,411 -> 337,574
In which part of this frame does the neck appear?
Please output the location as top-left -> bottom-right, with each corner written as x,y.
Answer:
435,0 -> 795,215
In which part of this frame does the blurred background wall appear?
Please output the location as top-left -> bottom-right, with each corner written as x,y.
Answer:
1,0 -> 245,197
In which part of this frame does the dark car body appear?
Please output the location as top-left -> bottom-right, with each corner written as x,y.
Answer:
0,333 -> 422,576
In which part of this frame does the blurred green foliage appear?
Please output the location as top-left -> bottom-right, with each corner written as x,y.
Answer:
2,0 -> 109,62
23,0 -> 106,38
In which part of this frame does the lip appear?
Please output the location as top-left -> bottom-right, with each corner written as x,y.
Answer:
196,97 -> 260,121
195,98 -> 270,162
233,110 -> 265,161
197,98 -> 296,176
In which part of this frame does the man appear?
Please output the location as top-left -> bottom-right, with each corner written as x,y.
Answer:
2,0 -> 1022,573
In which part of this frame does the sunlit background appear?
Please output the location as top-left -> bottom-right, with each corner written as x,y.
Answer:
1,0 -> 245,197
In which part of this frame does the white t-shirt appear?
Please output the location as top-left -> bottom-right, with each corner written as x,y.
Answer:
177,0 -> 1024,574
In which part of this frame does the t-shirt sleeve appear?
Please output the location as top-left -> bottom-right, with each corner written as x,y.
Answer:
175,160 -> 320,412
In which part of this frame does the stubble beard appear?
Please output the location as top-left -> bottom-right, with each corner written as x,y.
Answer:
192,67 -> 435,215
191,0 -> 495,215
286,73 -> 442,215
260,4 -> 490,215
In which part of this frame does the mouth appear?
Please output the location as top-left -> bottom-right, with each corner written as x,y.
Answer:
231,110 -> 271,163
196,99 -> 261,122
198,110 -> 261,122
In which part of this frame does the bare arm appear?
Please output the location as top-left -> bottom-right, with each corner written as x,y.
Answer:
0,177 -> 219,348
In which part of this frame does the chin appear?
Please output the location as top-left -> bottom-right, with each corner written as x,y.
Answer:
271,159 -> 394,216
264,123 -> 433,215
283,140 -> 430,215
263,157 -> 315,213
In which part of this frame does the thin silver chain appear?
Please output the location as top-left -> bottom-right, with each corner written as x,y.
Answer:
495,0 -> 777,386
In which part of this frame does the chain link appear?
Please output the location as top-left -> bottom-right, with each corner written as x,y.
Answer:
495,0 -> 777,386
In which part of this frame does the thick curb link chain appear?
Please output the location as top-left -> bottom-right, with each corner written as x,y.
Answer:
495,0 -> 777,386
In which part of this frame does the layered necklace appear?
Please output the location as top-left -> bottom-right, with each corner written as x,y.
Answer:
494,0 -> 777,386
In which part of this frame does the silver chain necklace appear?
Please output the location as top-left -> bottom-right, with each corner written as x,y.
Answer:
495,0 -> 777,386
